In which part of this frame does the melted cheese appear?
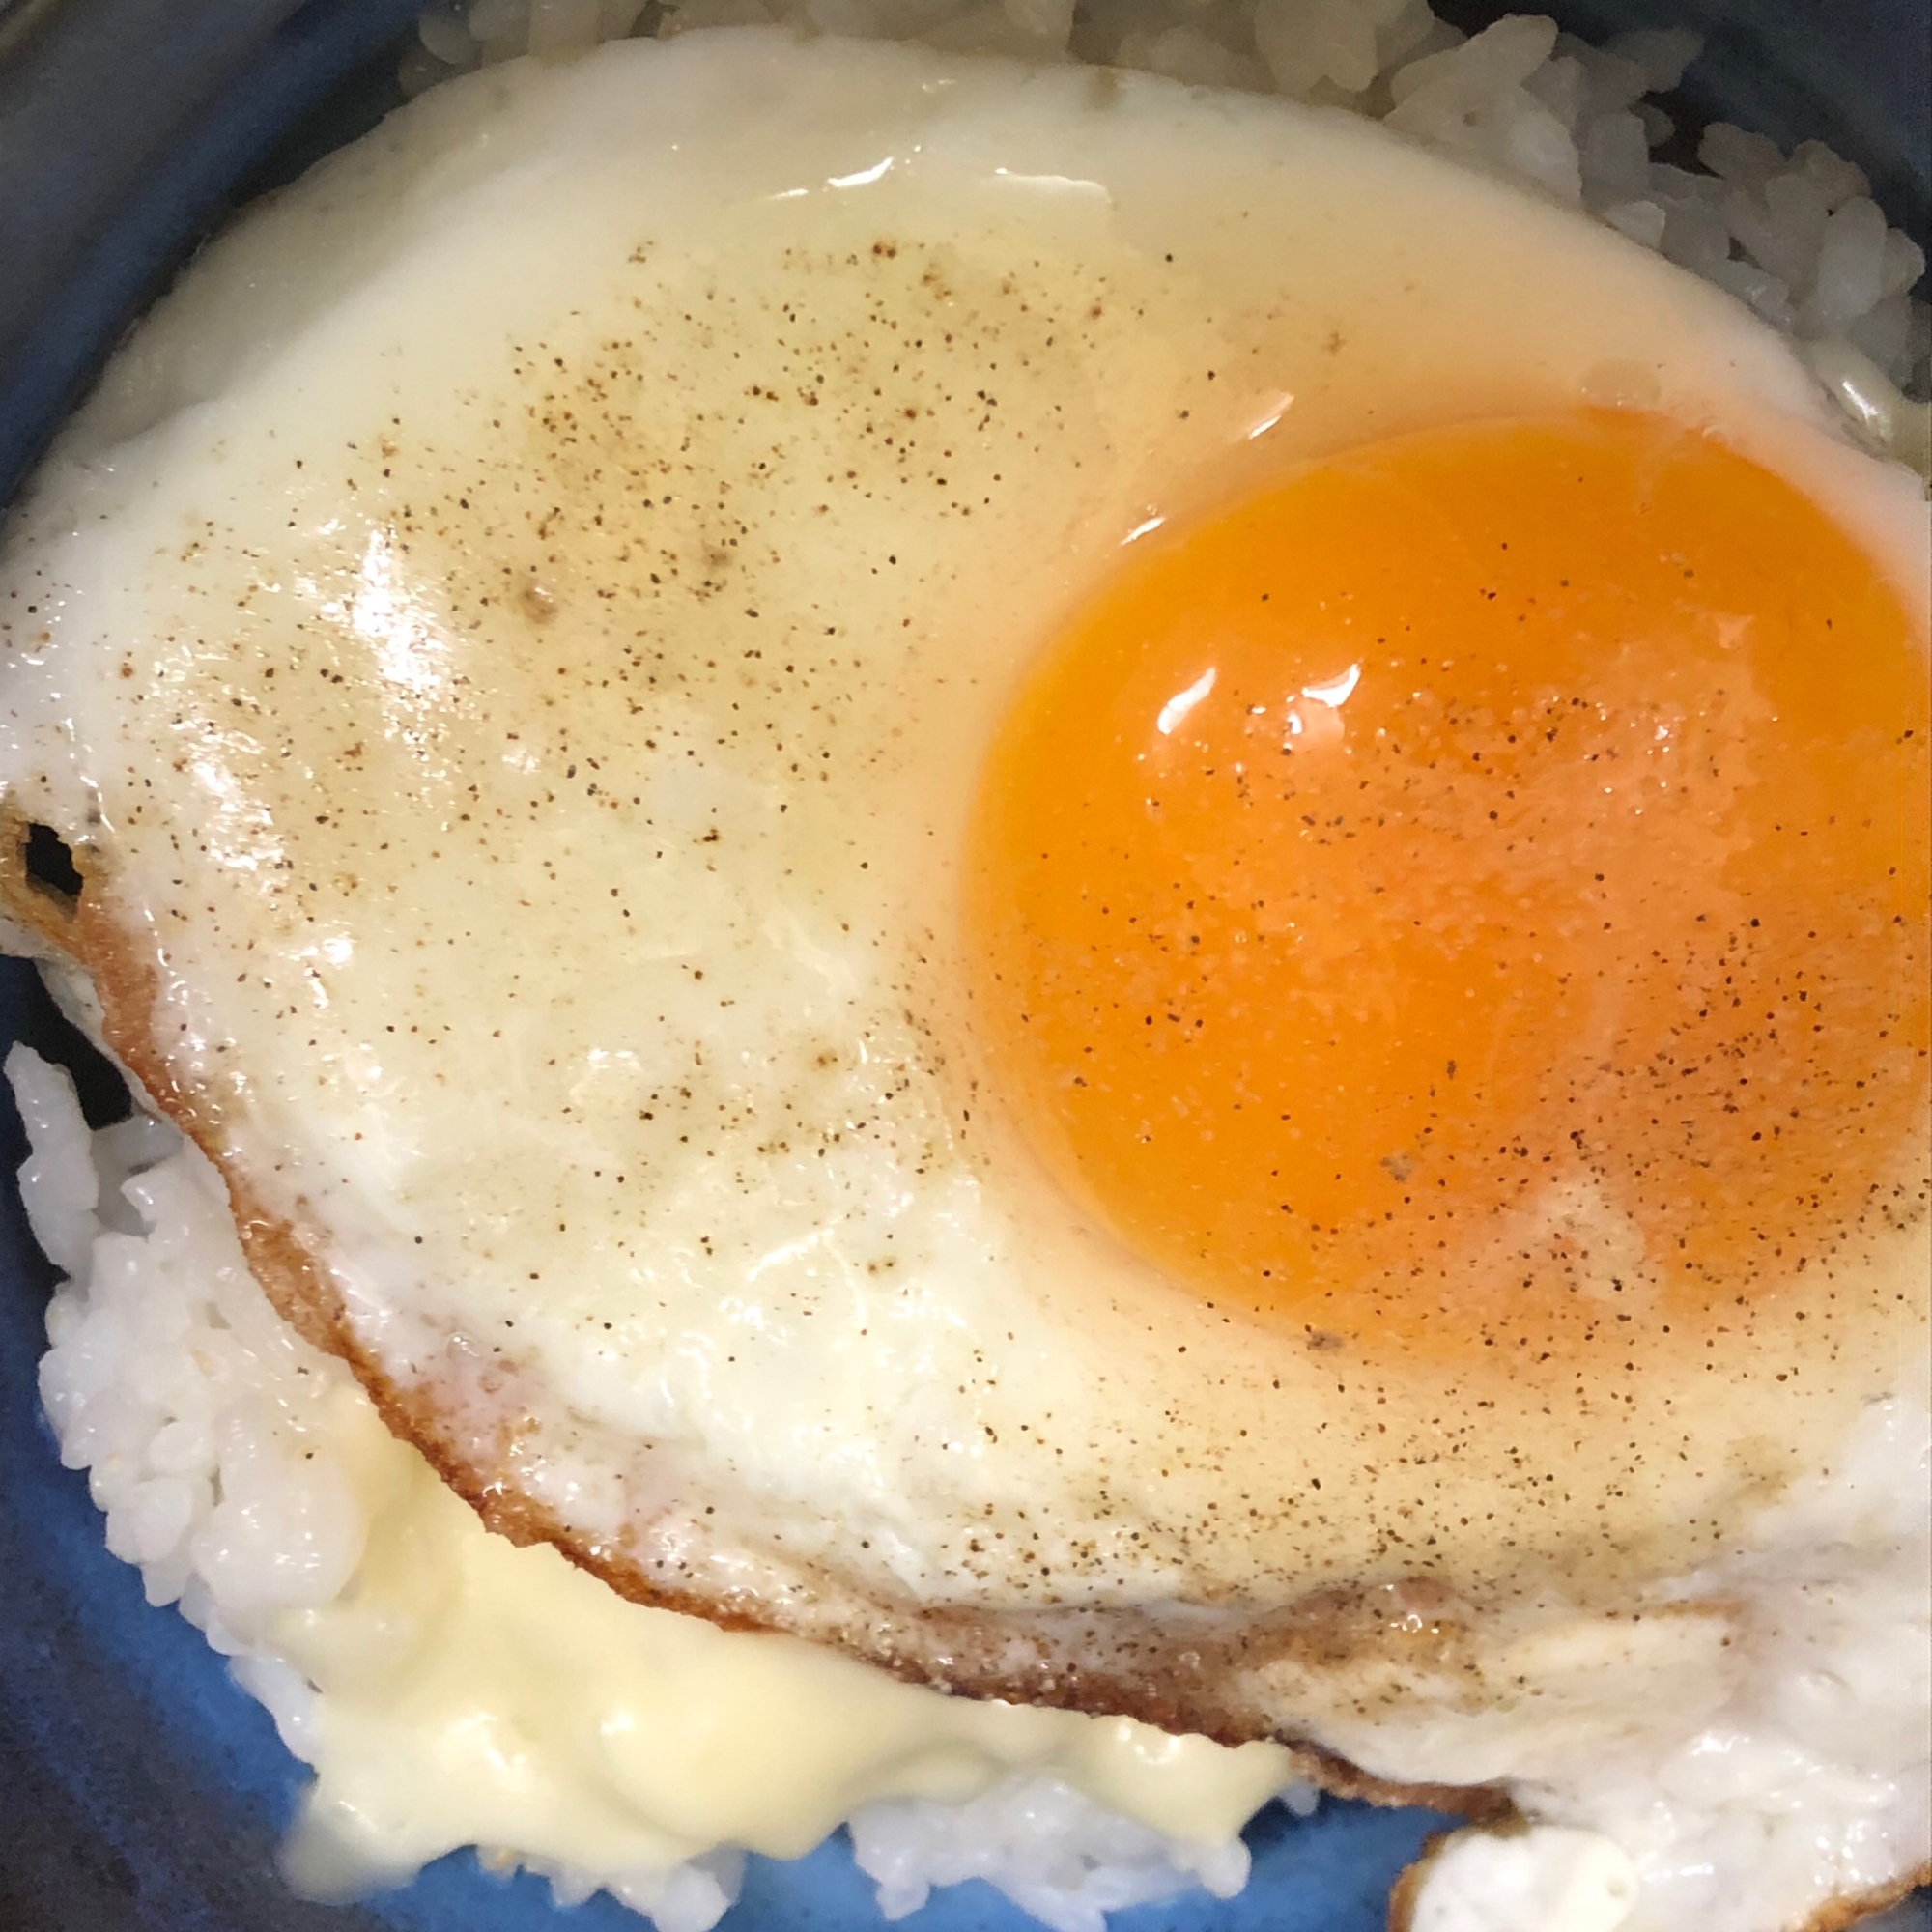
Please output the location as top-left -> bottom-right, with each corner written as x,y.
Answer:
273,1382 -> 1294,1894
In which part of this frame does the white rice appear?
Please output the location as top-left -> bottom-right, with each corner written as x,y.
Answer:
399,0 -> 1932,473
8,1041 -> 1312,1932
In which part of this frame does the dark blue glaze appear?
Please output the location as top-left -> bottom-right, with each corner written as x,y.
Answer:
0,4 -> 1925,1928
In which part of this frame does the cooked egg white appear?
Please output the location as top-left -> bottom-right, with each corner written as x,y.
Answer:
0,27 -> 1926,1932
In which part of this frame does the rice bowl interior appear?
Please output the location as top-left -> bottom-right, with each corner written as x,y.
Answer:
0,6 -> 1927,1932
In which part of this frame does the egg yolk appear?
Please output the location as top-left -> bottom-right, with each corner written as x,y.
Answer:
966,412 -> 1929,1354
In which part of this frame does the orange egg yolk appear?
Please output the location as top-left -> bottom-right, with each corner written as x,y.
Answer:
966,411 -> 1929,1354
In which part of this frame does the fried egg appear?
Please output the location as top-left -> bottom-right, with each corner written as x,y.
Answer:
0,26 -> 1926,1930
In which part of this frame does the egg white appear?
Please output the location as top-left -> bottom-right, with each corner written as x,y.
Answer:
1,24 -> 1924,1703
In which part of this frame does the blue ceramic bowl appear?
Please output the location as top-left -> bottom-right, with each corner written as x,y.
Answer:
0,6 -> 1926,1930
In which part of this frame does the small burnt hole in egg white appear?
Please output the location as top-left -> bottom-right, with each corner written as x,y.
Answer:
23,822 -> 83,904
